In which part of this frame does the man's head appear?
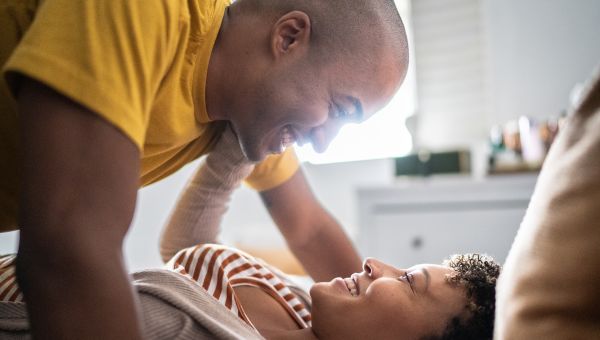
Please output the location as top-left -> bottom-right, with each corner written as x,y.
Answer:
309,254 -> 500,340
206,0 -> 409,161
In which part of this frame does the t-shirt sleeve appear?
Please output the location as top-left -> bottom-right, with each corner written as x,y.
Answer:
2,0 -> 181,150
244,147 -> 300,192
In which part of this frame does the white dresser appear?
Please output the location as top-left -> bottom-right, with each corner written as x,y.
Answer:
356,174 -> 538,268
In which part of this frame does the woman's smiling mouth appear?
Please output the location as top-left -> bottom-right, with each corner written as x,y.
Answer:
344,275 -> 359,297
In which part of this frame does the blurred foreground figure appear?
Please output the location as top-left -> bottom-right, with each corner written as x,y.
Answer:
495,67 -> 600,339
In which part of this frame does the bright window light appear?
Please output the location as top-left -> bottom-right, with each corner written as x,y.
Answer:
297,0 -> 417,164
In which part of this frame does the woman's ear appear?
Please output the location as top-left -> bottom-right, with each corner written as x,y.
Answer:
271,11 -> 311,58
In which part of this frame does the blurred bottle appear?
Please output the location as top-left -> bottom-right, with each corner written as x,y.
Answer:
519,116 -> 545,167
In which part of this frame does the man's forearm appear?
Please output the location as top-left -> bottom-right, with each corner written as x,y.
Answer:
16,234 -> 142,340
287,216 -> 362,282
16,78 -> 143,339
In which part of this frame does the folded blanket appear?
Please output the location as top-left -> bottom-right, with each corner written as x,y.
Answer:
0,269 -> 264,339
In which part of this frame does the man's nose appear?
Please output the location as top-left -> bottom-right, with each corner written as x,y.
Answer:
309,120 -> 344,153
309,126 -> 329,153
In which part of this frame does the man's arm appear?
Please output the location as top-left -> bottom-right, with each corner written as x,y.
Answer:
17,79 -> 142,339
260,169 -> 361,282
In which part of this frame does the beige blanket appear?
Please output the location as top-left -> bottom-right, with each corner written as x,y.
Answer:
0,269 -> 264,339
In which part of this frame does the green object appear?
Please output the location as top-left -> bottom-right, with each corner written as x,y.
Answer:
395,150 -> 471,177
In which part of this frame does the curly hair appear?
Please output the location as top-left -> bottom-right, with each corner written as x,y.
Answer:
423,253 -> 501,340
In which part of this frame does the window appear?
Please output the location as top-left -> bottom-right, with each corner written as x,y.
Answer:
297,0 -> 417,164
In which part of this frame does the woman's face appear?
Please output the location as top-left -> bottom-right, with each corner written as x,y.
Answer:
310,258 -> 468,340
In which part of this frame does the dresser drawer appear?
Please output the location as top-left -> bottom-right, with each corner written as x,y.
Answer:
357,175 -> 537,267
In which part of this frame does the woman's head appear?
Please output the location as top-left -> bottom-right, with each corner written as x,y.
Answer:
309,254 -> 500,340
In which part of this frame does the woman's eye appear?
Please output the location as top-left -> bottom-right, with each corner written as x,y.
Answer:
399,272 -> 416,293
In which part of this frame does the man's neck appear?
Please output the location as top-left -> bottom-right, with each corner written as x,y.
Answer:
205,5 -> 231,121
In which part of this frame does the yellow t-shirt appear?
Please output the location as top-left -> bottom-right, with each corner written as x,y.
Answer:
0,0 -> 299,231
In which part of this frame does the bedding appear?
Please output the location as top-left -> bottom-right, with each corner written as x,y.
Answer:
0,269 -> 264,339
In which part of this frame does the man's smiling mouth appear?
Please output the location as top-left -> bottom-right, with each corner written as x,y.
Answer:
278,125 -> 296,153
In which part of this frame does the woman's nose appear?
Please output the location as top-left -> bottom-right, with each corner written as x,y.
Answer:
363,258 -> 384,279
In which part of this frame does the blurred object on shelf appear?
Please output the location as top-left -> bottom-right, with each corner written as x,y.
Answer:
502,120 -> 521,154
488,115 -> 565,174
519,116 -> 545,167
539,118 -> 560,152
395,150 -> 471,177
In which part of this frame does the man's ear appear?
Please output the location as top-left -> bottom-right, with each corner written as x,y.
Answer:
271,11 -> 311,59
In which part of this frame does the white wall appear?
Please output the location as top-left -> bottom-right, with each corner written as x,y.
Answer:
483,0 -> 600,125
412,0 -> 600,150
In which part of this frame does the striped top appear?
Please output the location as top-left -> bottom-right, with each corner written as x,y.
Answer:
166,244 -> 312,330
0,244 -> 311,331
0,255 -> 22,303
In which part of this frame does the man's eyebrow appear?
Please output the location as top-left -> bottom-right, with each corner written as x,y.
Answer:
422,268 -> 431,292
347,96 -> 364,121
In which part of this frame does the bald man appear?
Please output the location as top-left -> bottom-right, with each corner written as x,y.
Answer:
0,0 -> 408,338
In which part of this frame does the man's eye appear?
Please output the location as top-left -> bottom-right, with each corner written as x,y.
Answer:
334,105 -> 350,119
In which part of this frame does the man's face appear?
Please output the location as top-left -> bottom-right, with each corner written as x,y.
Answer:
309,259 -> 468,340
227,49 -> 405,162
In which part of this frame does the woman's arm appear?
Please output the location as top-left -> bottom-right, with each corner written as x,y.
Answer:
159,125 -> 255,262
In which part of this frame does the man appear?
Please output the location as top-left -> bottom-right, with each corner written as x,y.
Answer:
0,0 -> 408,338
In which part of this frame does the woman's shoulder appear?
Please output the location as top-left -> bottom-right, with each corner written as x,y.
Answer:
166,243 -> 256,269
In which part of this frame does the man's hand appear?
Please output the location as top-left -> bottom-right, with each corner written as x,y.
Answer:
260,169 -> 362,282
17,79 -> 142,339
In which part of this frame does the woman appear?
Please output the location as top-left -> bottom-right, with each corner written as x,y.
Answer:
164,243 -> 499,339
0,127 -> 500,339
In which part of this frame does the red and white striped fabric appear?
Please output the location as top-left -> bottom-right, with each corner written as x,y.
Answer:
0,255 -> 23,303
0,244 -> 312,330
166,244 -> 312,330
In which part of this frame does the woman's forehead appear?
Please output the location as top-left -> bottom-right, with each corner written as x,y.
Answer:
408,263 -> 452,274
